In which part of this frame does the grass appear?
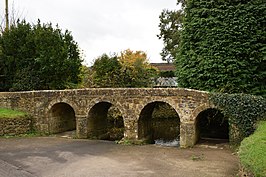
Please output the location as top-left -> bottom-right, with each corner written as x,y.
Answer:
238,121 -> 266,177
0,108 -> 28,119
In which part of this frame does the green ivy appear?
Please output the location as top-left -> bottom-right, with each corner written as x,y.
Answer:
176,0 -> 266,96
210,93 -> 266,144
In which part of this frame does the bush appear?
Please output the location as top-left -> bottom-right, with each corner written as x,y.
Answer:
238,121 -> 266,177
210,93 -> 266,144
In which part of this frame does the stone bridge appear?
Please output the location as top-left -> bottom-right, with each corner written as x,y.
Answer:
0,88 -> 217,147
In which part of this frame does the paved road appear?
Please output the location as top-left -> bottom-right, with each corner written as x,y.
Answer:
0,137 -> 239,177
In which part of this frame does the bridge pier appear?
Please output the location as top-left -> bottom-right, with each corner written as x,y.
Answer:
76,115 -> 88,138
180,122 -> 196,148
123,119 -> 138,140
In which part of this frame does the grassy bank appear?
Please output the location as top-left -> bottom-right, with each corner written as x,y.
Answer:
0,108 -> 27,119
238,121 -> 266,177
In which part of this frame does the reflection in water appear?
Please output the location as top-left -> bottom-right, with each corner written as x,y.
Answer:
154,138 -> 180,147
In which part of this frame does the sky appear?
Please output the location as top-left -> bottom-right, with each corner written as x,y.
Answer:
0,0 -> 178,66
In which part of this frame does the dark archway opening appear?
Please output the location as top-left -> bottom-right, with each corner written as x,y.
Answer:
195,108 -> 229,144
48,103 -> 76,134
87,102 -> 124,141
138,101 -> 180,145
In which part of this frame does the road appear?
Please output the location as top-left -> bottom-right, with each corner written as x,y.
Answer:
0,137 -> 239,177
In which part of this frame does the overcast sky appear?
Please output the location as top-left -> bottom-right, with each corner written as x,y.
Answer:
1,0 -> 177,65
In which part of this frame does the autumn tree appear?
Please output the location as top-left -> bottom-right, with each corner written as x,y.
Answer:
118,49 -> 157,87
90,49 -> 158,88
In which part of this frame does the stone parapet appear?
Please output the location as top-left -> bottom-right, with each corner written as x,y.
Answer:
0,88 -> 211,147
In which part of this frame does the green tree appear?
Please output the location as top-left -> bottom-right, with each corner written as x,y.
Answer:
90,50 -> 158,88
79,65 -> 94,88
175,0 -> 266,96
0,20 -> 82,91
158,10 -> 183,63
157,0 -> 185,63
91,54 -> 122,87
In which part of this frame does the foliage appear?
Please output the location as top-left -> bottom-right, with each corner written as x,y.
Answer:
174,0 -> 266,96
90,49 -> 158,88
159,71 -> 175,77
238,121 -> 266,177
118,49 -> 158,87
158,6 -> 184,63
0,20 -> 82,91
91,54 -> 122,87
210,93 -> 266,144
79,65 -> 94,88
0,108 -> 27,119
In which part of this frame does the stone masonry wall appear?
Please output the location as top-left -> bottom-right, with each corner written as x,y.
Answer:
0,88 -> 211,147
0,116 -> 32,136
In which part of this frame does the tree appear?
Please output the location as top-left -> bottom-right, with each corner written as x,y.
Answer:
90,50 -> 158,88
91,54 -> 122,87
158,9 -> 183,63
175,0 -> 266,96
157,0 -> 185,63
118,49 -> 158,87
0,20 -> 82,91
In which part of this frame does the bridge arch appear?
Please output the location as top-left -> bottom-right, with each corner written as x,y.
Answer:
47,102 -> 76,134
194,107 -> 229,144
191,103 -> 214,122
137,98 -> 182,119
138,100 -> 180,143
45,98 -> 79,135
87,100 -> 125,141
46,98 -> 79,115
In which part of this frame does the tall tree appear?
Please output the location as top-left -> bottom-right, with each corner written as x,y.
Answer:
0,20 -> 82,91
175,0 -> 266,96
157,0 -> 185,63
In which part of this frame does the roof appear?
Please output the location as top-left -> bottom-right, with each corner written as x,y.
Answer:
150,63 -> 175,71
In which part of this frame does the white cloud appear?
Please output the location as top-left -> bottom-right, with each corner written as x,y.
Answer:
1,0 -> 178,65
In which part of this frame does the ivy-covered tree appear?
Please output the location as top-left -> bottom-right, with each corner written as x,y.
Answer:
0,20 -> 82,91
176,0 -> 266,96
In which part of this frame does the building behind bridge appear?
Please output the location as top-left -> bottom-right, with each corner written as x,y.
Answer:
151,63 -> 178,88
